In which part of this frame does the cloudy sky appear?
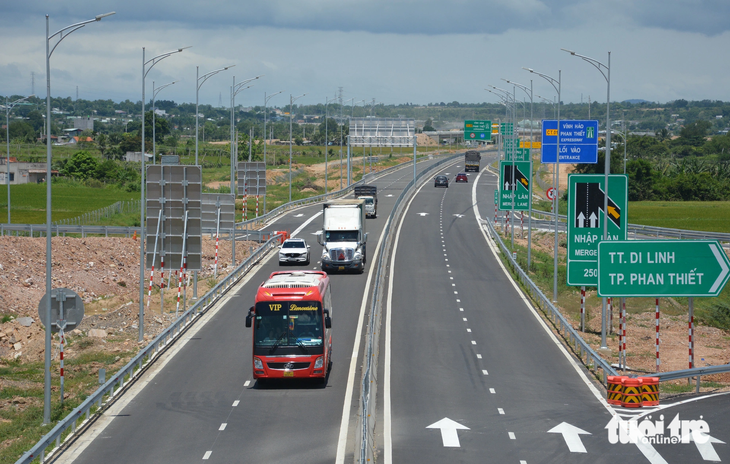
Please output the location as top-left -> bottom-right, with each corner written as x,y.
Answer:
2,0 -> 730,108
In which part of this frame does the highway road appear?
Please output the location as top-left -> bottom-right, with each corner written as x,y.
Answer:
54,150 -> 730,464
57,154 -> 462,464
378,159 -> 730,463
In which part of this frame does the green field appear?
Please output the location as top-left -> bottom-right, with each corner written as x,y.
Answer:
0,183 -> 139,224
627,201 -> 730,232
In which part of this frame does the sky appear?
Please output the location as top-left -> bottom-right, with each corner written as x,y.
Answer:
2,0 -> 730,109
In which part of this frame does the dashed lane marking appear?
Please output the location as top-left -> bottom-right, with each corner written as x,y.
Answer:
219,423 -> 227,431
203,451 -> 212,460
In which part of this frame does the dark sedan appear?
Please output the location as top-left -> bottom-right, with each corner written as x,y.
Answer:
434,175 -> 449,188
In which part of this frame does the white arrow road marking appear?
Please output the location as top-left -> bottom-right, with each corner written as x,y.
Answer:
427,418 -> 469,447
386,194 -> 393,197
684,432 -> 725,462
709,243 -> 729,293
294,213 -> 304,217
453,214 -> 464,218
417,212 -> 429,217
548,422 -> 591,453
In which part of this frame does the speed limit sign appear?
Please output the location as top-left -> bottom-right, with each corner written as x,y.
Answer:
546,187 -> 557,201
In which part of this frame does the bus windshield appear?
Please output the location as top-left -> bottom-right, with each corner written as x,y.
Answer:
254,301 -> 323,352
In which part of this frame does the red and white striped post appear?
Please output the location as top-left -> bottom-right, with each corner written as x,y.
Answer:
520,212 -> 524,237
580,286 -> 585,331
494,197 -> 497,223
618,299 -> 623,369
621,298 -> 626,371
256,196 -> 259,218
159,253 -> 165,314
147,210 -> 162,310
59,330 -> 65,404
655,298 -> 660,373
214,207 -> 220,278
242,194 -> 247,222
688,297 -> 695,369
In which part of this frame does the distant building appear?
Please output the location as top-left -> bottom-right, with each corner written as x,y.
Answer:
69,136 -> 94,145
71,117 -> 94,131
124,152 -> 153,162
0,158 -> 58,184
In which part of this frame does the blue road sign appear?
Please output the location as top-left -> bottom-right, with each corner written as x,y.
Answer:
541,120 -> 599,164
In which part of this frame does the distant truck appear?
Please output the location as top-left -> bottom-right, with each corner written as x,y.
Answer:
318,199 -> 368,273
353,185 -> 378,218
464,150 -> 481,172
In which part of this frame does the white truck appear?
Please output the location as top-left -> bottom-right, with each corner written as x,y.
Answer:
318,199 -> 368,273
353,185 -> 377,218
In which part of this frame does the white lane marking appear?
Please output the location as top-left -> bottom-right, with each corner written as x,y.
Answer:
203,451 -> 212,460
451,283 -> 456,287
219,423 -> 227,431
417,212 -> 429,216
454,291 -> 458,294
384,158 -> 461,463
291,211 -> 323,237
509,432 -> 516,440
456,299 -> 460,302
427,418 -> 470,448
471,168 -> 615,414
471,341 -> 477,345
477,354 -> 482,359
498,408 -> 505,415
446,264 -> 450,267
548,422 -> 590,454
232,400 -> 240,407
450,276 -> 454,280
56,258 -> 271,464
294,213 -> 304,217
520,461 -> 527,464
448,270 -> 452,273
482,369 -> 488,375
462,318 -> 467,321
459,308 -> 463,312
335,201 -> 389,464
243,381 -> 250,387
490,388 -> 495,394
386,194 -> 393,197
466,328 -> 471,333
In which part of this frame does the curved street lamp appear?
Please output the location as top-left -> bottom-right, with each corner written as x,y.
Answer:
324,96 -> 337,193
524,66 -> 561,308
289,93 -> 306,202
562,48 -> 612,349
196,65 -> 234,165
152,80 -> 176,165
230,75 -> 262,193
5,94 -> 34,224
139,46 -> 189,345
44,10 -> 115,424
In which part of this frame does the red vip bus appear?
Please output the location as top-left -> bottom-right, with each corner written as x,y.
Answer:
245,271 -> 333,381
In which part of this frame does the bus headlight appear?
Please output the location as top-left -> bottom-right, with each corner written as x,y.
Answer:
254,357 -> 264,370
314,356 -> 324,369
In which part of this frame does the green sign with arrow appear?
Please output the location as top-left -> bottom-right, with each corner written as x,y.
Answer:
498,160 -> 531,211
567,174 -> 628,286
598,240 -> 730,297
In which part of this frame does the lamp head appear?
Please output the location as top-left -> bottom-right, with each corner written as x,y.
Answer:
178,46 -> 192,52
561,48 -> 576,55
95,12 -> 115,21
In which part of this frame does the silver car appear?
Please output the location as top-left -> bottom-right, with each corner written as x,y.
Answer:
278,238 -> 311,265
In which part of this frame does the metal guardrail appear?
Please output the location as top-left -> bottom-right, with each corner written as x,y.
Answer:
16,234 -> 281,464
359,153 -> 463,463
485,217 -> 619,384
655,363 -> 730,393
16,153 -> 453,464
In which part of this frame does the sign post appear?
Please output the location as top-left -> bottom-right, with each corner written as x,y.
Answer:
567,174 -> 628,287
542,120 -> 599,164
463,120 -> 491,142
498,161 -> 532,211
597,240 -> 730,297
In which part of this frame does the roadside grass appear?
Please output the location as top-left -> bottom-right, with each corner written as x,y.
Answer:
628,201 -> 730,232
0,348 -> 135,463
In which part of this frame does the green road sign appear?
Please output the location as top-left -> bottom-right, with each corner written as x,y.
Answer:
464,120 -> 491,141
511,148 -> 530,161
498,161 -> 531,211
598,240 -> 730,297
567,174 -> 628,286
500,122 -> 514,136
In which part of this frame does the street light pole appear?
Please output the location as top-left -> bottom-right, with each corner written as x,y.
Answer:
196,64 -> 234,165
289,93 -> 305,203
5,95 -> 33,224
563,48 -> 611,349
140,46 -> 188,344
525,67 -> 561,304
324,96 -> 336,194
229,75 -> 261,193
45,10 -> 114,425
152,80 -> 176,165
502,78 -> 534,268
263,90 -> 283,213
